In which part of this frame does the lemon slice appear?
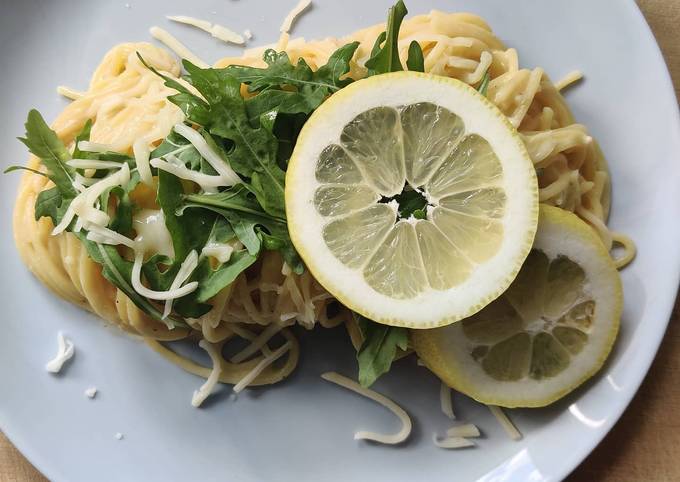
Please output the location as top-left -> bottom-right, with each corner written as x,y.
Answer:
286,72 -> 538,328
412,205 -> 622,407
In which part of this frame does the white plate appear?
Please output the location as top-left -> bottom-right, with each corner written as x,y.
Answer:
1,1 -> 679,481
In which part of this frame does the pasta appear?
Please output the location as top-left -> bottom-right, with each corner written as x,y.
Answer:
12,9 -> 633,400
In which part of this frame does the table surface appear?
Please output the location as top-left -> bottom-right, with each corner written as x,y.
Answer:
2,1 -> 680,481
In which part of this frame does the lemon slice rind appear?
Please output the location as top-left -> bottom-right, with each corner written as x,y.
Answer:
412,205 -> 623,407
286,72 -> 538,328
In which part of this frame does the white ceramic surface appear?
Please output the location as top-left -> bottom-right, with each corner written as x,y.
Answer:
1,1 -> 679,481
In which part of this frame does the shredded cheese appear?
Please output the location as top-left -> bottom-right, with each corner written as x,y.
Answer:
167,15 -> 245,45
555,70 -> 584,91
133,138 -> 153,186
67,159 -> 125,170
46,332 -> 75,373
233,342 -> 291,393
201,241 -> 234,264
77,141 -> 116,153
446,423 -> 480,438
149,26 -> 209,68
439,382 -> 455,419
52,163 -> 131,235
320,372 -> 412,445
173,123 -> 240,184
191,340 -> 223,407
162,250 -> 199,319
74,173 -> 98,187
115,432 -> 124,440
168,15 -> 212,31
488,405 -> 522,441
131,251 -> 198,301
230,324 -> 281,363
84,387 -> 98,398
150,156 -> 228,189
211,25 -> 245,45
56,85 -> 84,100
243,29 -> 253,40
433,434 -> 475,449
280,0 -> 312,34
86,224 -> 138,249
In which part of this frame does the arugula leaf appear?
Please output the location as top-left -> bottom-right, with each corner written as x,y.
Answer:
3,165 -> 49,177
71,119 -> 93,160
226,43 -> 358,97
194,250 -> 257,302
141,253 -> 213,319
157,169 -> 216,260
182,187 -> 302,273
18,109 -> 78,199
227,42 -> 358,142
77,236 -> 187,328
364,0 -> 408,75
151,130 -> 202,169
179,61 -> 287,219
34,187 -> 62,224
137,53 -> 211,126
106,184 -> 135,235
314,42 -> 360,90
194,221 -> 257,302
477,70 -> 491,97
356,315 -> 409,387
406,40 -> 425,72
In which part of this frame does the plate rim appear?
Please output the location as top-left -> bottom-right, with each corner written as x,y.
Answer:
1,1 -> 679,481
554,2 -> 680,478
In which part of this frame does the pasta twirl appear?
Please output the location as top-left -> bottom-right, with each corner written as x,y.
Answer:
13,10 -> 632,394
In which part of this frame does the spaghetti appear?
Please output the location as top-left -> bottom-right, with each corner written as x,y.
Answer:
12,9 -> 634,402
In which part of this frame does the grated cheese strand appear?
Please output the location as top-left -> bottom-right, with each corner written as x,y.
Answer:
46,332 -> 75,373
167,15 -> 245,45
74,173 -> 98,187
280,0 -> 312,34
191,339 -> 223,407
167,15 -> 212,31
52,163 -> 131,235
133,138 -> 153,186
173,123 -> 240,184
446,423 -> 480,438
77,141 -> 116,153
162,250 -> 199,319
488,405 -> 522,441
233,342 -> 291,393
230,324 -> 282,363
57,86 -> 85,100
150,156 -> 228,189
149,26 -> 209,68
84,387 -> 98,398
201,241 -> 234,264
321,372 -> 412,445
131,252 -> 198,301
439,382 -> 455,419
86,224 -> 138,250
433,434 -> 476,449
211,25 -> 245,45
67,159 -> 125,170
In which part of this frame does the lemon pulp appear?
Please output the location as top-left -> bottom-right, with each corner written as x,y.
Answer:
286,72 -> 537,327
412,205 -> 622,407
